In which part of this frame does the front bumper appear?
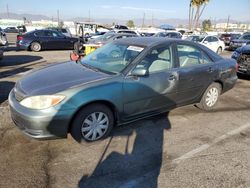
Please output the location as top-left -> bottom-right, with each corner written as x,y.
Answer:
8,89 -> 75,140
237,54 -> 250,75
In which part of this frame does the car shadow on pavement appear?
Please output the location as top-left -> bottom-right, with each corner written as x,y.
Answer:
0,81 -> 15,105
78,113 -> 171,188
237,74 -> 250,81
0,55 -> 45,79
0,55 -> 43,66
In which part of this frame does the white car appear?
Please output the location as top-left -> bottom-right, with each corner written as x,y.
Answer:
186,35 -> 225,54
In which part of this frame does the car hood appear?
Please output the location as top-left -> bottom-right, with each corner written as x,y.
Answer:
16,62 -> 111,96
238,45 -> 250,55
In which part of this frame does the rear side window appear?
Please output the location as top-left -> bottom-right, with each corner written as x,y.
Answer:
177,44 -> 213,67
211,37 -> 219,42
34,31 -> 44,37
243,35 -> 250,40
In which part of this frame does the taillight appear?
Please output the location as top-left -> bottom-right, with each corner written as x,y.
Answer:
236,63 -> 239,71
17,36 -> 23,41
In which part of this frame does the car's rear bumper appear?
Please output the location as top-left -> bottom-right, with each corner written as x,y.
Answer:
16,41 -> 30,50
8,89 -> 75,140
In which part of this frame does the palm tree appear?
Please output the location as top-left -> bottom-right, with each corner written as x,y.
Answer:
189,0 -> 210,31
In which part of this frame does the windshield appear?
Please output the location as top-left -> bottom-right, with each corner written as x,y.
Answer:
186,36 -> 205,42
98,33 -> 115,41
81,43 -> 144,73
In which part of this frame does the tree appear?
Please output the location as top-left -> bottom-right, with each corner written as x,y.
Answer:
189,0 -> 210,31
202,19 -> 212,31
126,20 -> 135,28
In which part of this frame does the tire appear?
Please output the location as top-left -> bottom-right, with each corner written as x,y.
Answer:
70,104 -> 114,142
216,47 -> 222,54
30,42 -> 41,52
196,83 -> 222,111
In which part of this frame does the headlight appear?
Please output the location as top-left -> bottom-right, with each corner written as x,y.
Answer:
242,43 -> 247,46
20,95 -> 65,109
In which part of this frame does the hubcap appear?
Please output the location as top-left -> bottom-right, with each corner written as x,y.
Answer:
81,112 -> 109,141
33,44 -> 40,51
205,87 -> 219,107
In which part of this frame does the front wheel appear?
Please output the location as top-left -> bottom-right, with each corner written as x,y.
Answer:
196,83 -> 221,111
70,104 -> 114,142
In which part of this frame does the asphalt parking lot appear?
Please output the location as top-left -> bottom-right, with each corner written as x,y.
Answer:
0,34 -> 250,188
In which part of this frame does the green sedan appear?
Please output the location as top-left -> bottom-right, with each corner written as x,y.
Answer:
9,37 -> 237,142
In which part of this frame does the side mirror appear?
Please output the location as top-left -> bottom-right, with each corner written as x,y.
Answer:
203,41 -> 208,44
130,67 -> 148,77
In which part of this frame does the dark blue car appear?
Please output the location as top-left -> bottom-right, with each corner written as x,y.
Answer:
232,44 -> 250,75
229,34 -> 250,50
16,29 -> 79,52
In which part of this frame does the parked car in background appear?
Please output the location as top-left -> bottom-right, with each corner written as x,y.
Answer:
16,29 -> 79,52
9,38 -> 237,142
186,35 -> 225,54
112,25 -> 129,30
0,28 -> 8,46
46,27 -> 72,37
88,33 -> 138,46
4,27 -> 19,33
231,44 -> 250,76
17,25 -> 27,34
229,34 -> 250,50
89,31 -> 107,39
153,31 -> 182,39
219,33 -> 241,46
109,29 -> 138,35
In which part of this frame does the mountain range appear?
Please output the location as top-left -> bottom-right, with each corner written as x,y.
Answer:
0,12 -> 249,27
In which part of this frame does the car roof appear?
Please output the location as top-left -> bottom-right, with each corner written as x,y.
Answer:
114,37 -> 179,47
114,37 -> 223,61
112,33 -> 137,36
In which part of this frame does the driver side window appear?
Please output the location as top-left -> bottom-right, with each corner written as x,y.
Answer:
136,46 -> 173,73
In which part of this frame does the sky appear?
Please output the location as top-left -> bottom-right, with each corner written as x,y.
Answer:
0,0 -> 250,21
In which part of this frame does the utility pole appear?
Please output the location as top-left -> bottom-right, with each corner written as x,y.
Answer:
151,14 -> 154,27
142,12 -> 145,28
6,4 -> 9,19
88,9 -> 91,22
57,9 -> 59,26
226,15 -> 230,31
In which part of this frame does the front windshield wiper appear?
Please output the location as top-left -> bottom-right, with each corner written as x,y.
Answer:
80,62 -> 116,75
80,62 -> 99,72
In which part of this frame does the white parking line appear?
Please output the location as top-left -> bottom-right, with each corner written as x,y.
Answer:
172,123 -> 250,164
119,123 -> 250,188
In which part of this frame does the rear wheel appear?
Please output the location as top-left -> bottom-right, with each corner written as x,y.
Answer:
30,42 -> 41,52
70,104 -> 114,142
196,83 -> 221,111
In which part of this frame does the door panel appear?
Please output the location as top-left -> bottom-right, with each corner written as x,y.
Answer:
122,44 -> 178,120
176,44 -> 218,105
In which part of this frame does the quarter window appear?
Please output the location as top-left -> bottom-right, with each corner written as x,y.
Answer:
177,45 -> 212,67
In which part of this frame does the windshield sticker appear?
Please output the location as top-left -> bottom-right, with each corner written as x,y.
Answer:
127,46 -> 144,52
